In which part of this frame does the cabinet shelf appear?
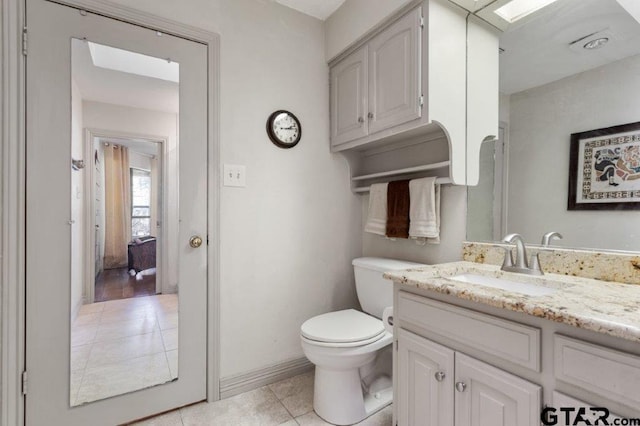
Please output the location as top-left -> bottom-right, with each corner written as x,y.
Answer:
351,161 -> 450,181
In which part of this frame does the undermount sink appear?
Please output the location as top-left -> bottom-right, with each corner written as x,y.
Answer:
449,273 -> 559,297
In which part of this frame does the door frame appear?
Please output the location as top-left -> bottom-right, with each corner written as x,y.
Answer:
84,128 -> 169,304
1,1 -> 221,424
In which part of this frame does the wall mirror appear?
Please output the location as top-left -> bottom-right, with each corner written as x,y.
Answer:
70,38 -> 180,406
467,0 -> 640,252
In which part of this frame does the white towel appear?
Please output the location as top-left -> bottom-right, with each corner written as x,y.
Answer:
409,177 -> 440,244
364,183 -> 388,236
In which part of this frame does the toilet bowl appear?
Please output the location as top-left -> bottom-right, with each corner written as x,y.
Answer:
300,257 -> 424,425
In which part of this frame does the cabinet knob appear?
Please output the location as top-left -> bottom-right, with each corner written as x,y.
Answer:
358,116 -> 364,124
434,371 -> 446,382
455,382 -> 467,392
367,112 -> 374,120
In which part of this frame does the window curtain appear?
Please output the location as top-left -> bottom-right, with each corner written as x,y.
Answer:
103,144 -> 131,269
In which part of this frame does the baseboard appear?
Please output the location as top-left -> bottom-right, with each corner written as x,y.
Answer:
219,356 -> 313,399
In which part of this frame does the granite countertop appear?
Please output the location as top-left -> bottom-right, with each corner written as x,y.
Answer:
384,261 -> 640,343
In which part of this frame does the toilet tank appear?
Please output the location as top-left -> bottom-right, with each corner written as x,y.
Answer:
352,257 -> 425,319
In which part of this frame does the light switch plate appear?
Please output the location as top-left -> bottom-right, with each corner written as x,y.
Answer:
223,164 -> 246,187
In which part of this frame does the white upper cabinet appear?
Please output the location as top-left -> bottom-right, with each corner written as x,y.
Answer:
331,46 -> 369,145
328,0 -> 499,185
368,7 -> 422,134
330,6 -> 423,149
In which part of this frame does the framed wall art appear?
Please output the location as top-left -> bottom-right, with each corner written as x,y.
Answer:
568,121 -> 640,210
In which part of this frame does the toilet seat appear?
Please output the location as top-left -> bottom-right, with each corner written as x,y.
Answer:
301,309 -> 385,347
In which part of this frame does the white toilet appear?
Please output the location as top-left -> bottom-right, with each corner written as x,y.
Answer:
300,257 -> 424,425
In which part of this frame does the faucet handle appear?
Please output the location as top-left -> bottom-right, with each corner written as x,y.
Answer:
541,232 -> 563,246
494,245 -> 514,269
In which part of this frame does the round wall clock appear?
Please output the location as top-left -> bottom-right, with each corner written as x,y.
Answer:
266,110 -> 301,149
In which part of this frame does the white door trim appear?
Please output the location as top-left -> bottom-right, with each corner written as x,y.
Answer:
1,1 -> 221,424
83,128 -> 170,304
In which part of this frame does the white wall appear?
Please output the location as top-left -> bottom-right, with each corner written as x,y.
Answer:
507,54 -> 640,251
83,101 -> 179,292
100,0 -> 362,379
324,0 -> 414,60
71,80 -> 85,319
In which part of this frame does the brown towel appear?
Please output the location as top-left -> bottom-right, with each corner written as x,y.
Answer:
386,180 -> 410,238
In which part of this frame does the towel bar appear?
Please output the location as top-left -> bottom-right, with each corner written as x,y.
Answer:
353,177 -> 452,193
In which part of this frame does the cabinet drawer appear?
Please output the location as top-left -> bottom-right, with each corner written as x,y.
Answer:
397,291 -> 540,371
554,335 -> 640,410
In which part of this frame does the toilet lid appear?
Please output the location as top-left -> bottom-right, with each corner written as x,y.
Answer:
300,309 -> 385,344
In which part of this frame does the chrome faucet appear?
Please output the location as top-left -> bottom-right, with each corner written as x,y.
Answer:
498,233 -> 543,276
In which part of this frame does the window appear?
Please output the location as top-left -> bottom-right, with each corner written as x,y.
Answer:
131,168 -> 152,237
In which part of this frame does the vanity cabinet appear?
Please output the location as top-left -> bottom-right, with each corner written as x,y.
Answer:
393,284 -> 640,425
397,328 -> 541,426
330,7 -> 422,148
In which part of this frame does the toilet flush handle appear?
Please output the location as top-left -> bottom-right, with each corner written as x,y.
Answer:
386,316 -> 394,326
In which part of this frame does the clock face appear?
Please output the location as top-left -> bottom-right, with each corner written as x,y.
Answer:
267,110 -> 301,148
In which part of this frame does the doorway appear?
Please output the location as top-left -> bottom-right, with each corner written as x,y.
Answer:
83,133 -> 168,304
23,0 -> 217,424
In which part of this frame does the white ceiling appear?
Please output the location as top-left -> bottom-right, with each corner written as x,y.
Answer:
72,39 -> 179,113
274,0 -> 345,20
500,0 -> 640,94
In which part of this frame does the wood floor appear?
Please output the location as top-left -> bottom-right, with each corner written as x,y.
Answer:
95,267 -> 157,302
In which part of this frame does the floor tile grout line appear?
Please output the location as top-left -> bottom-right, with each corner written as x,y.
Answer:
265,385 -> 297,423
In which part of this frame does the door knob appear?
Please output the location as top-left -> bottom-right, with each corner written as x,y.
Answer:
455,382 -> 467,392
189,235 -> 203,248
434,371 -> 446,382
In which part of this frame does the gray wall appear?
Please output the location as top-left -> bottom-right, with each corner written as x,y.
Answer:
507,54 -> 640,251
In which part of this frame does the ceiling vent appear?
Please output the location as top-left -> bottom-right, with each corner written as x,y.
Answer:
568,29 -> 614,53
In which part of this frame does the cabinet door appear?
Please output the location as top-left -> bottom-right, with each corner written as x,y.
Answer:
455,353 -> 541,426
368,7 -> 422,134
330,45 -> 368,146
397,329 -> 454,426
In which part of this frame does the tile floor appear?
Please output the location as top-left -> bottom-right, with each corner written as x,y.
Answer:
71,294 -> 179,406
129,371 -> 393,426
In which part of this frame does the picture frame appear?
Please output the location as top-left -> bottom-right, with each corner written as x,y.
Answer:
568,121 -> 640,210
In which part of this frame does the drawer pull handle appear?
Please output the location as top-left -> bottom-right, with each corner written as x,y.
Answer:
455,382 -> 467,392
434,371 -> 445,382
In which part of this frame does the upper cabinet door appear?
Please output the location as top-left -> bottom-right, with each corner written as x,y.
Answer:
331,45 -> 368,147
397,329 -> 454,426
454,353 -> 541,426
368,7 -> 422,135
